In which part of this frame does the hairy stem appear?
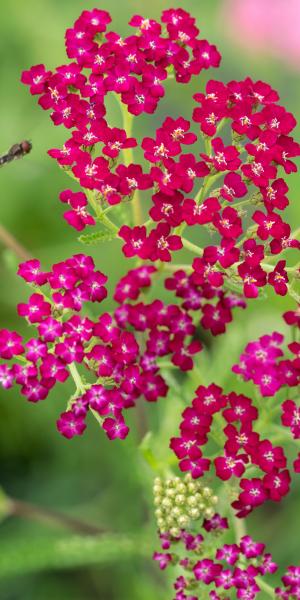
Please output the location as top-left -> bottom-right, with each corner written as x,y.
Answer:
86,190 -> 118,232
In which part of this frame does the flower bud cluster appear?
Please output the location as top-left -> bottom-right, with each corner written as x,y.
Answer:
153,474 -> 218,537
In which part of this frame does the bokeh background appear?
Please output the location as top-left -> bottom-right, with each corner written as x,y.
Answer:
0,1 -> 299,598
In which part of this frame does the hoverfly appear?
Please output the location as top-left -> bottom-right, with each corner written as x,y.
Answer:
0,140 -> 32,167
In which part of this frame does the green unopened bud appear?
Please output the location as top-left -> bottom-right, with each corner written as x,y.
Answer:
166,515 -> 175,527
153,475 -> 217,533
157,518 -> 165,530
178,515 -> 189,527
176,482 -> 186,494
194,492 -> 202,501
165,488 -> 176,498
162,497 -> 172,509
166,478 -> 174,487
187,482 -> 197,494
188,508 -> 200,519
187,495 -> 197,507
175,494 -> 185,506
171,507 -> 182,519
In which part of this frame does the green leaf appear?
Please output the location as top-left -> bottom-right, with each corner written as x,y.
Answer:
139,432 -> 161,472
0,532 -> 151,580
0,487 -> 11,522
78,231 -> 117,245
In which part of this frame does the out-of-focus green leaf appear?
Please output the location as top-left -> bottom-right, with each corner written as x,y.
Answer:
0,487 -> 11,522
139,432 -> 161,472
0,532 -> 151,580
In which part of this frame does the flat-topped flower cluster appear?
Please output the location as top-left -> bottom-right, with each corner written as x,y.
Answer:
21,8 -> 299,302
171,312 -> 300,518
0,7 -> 299,598
153,514 -> 300,599
0,258 -> 208,439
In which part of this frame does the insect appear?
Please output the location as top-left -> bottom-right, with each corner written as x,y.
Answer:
0,140 -> 32,166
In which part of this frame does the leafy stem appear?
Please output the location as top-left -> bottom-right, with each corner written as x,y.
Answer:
86,190 -> 118,233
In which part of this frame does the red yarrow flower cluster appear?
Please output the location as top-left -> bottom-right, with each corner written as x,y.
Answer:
21,9 -> 299,307
152,515 -> 294,600
170,367 -> 297,517
0,258 -> 204,441
21,8 -> 221,111
232,328 -> 300,397
164,268 -> 246,336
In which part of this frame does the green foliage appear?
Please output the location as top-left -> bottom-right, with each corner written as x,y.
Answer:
0,532 -> 150,580
78,230 -> 117,246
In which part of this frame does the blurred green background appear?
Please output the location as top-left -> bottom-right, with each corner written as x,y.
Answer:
0,1 -> 299,598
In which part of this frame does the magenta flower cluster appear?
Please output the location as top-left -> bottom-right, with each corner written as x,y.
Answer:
232,328 -> 300,396
171,312 -> 300,518
0,259 -> 206,440
164,268 -> 246,336
1,6 -> 299,597
22,8 -> 220,111
20,8 -> 300,309
153,514 -> 299,599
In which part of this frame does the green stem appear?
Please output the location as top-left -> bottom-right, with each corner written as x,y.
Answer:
113,93 -> 142,225
143,218 -> 153,229
256,577 -> 276,598
291,226 -> 300,239
231,510 -> 275,598
86,190 -> 118,232
227,197 -> 254,210
99,212 -> 119,233
287,284 -> 300,303
181,237 -> 204,256
163,263 -> 193,272
68,363 -> 105,428
89,407 -> 104,427
194,171 -> 224,207
68,362 -> 86,395
121,110 -> 134,166
232,512 -> 247,542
